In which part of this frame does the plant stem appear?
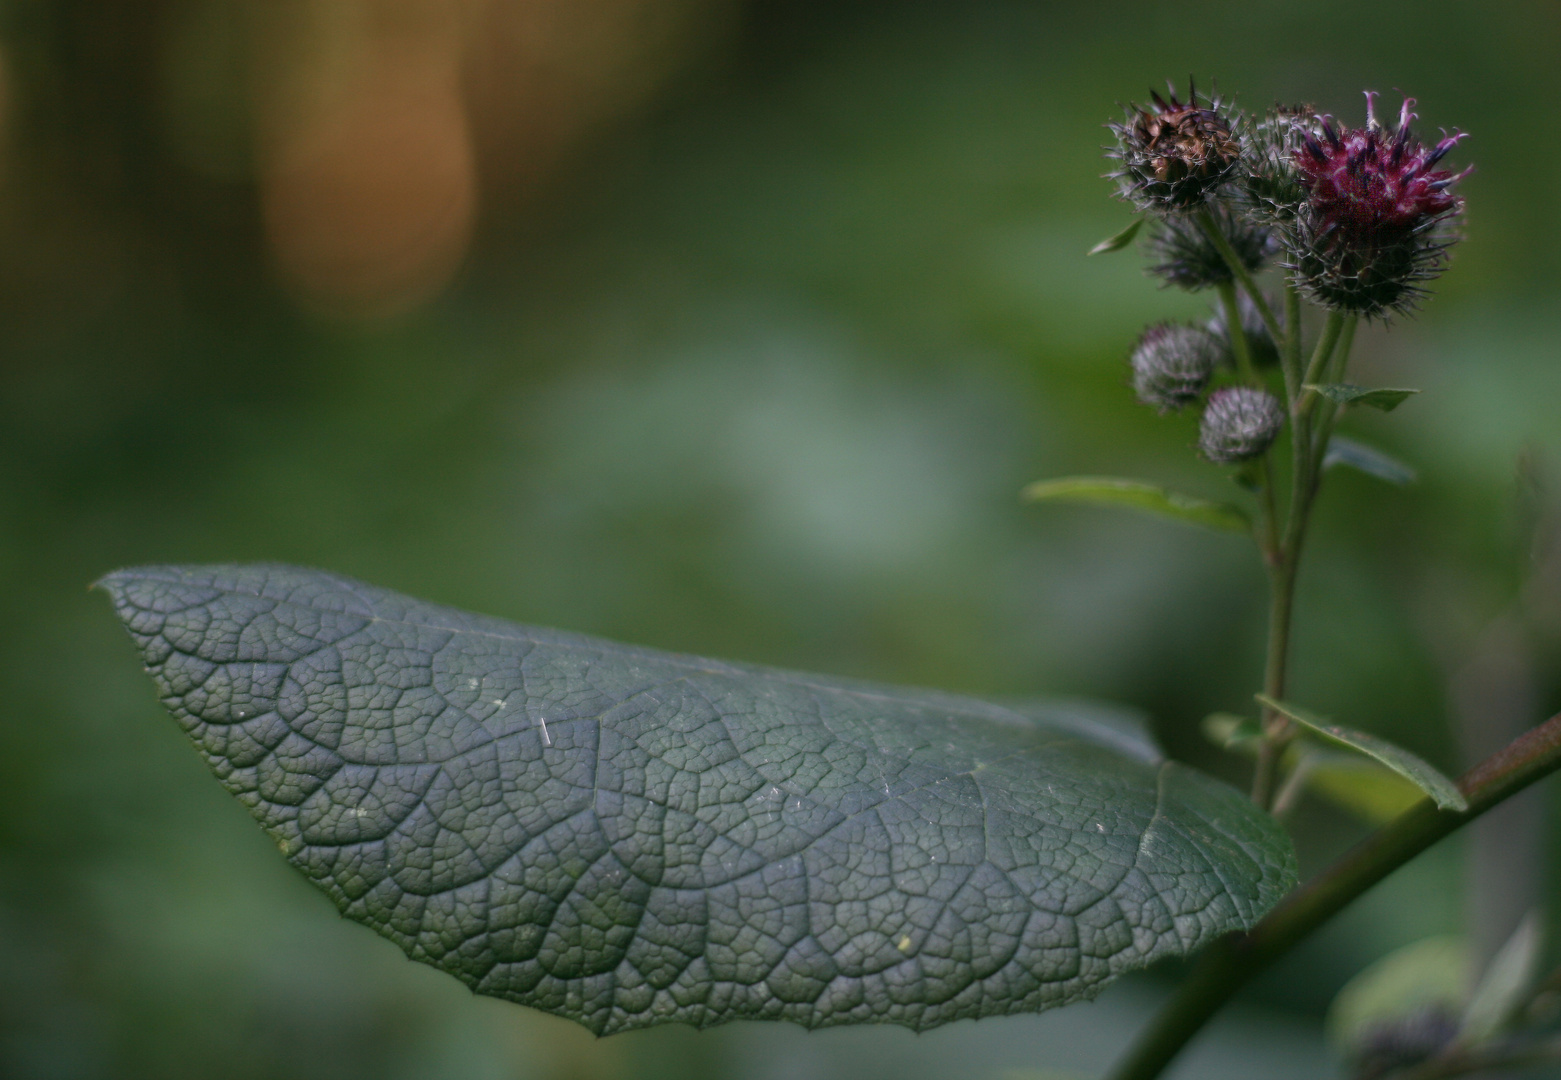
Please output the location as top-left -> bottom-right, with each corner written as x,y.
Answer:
1195,207 -> 1284,344
1249,310 -> 1348,805
1298,311 -> 1346,417
1281,284 -> 1302,406
1310,317 -> 1359,475
1270,750 -> 1314,821
1256,453 -> 1281,564
1251,552 -> 1298,806
1106,710 -> 1561,1080
1217,280 -> 1259,386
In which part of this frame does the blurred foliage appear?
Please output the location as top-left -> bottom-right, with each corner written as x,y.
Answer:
2,1 -> 1561,1077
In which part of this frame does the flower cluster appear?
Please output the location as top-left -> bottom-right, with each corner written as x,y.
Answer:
1101,80 -> 1467,474
1145,202 -> 1275,292
1107,84 -> 1468,318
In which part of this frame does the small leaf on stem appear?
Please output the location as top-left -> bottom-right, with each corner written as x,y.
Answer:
1304,755 -> 1425,823
1324,436 -> 1417,486
1087,217 -> 1144,255
1023,476 -> 1251,533
1203,712 -> 1262,750
1257,695 -> 1469,811
1304,383 -> 1421,412
1459,911 -> 1544,1048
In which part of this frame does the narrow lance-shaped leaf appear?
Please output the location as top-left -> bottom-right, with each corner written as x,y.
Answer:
1327,937 -> 1471,1064
1202,716 -> 1424,823
1304,383 -> 1420,412
101,565 -> 1297,1035
1087,217 -> 1144,255
1458,911 -> 1544,1048
1324,436 -> 1417,486
1258,695 -> 1468,812
1022,476 -> 1252,534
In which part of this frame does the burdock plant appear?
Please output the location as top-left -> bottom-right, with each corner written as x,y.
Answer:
1031,81 -> 1561,1080
95,75 -> 1561,1080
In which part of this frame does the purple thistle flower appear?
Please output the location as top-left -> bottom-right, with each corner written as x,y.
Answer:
1290,92 -> 1469,317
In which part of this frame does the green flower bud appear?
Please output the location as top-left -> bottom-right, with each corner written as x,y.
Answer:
1146,204 -> 1275,291
1129,322 -> 1221,413
1199,387 -> 1284,463
1206,291 -> 1282,367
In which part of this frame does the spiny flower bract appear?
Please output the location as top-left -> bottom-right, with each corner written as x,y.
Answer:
1240,103 -> 1327,227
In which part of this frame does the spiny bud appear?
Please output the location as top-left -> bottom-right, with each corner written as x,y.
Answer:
1207,291 -> 1282,367
1291,92 -> 1469,317
1145,202 -> 1276,291
1240,103 -> 1326,227
1108,79 -> 1243,212
1199,387 -> 1284,463
1129,322 -> 1221,412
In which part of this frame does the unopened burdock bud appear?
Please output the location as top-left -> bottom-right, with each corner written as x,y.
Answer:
1130,322 -> 1221,412
1146,203 -> 1275,291
1199,387 -> 1284,463
1108,80 -> 1243,212
1240,103 -> 1326,227
1207,291 -> 1282,367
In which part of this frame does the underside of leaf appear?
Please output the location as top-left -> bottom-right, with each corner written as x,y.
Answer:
1022,476 -> 1252,533
100,564 -> 1296,1034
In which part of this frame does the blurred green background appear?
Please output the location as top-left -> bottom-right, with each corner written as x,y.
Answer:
3,1 -> 1560,1077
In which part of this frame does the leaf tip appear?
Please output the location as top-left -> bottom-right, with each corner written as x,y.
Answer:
1087,217 -> 1144,255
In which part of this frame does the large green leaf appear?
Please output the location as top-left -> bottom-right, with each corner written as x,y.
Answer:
100,564 -> 1296,1034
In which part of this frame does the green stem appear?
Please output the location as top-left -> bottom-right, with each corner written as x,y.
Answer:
1310,317 -> 1359,476
1251,551 -> 1298,806
1249,312 -> 1350,804
1298,311 -> 1347,418
1217,280 -> 1258,386
1281,283 -> 1303,406
1195,207 -> 1284,345
1256,453 -> 1281,563
1269,751 -> 1314,821
1107,710 -> 1561,1080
